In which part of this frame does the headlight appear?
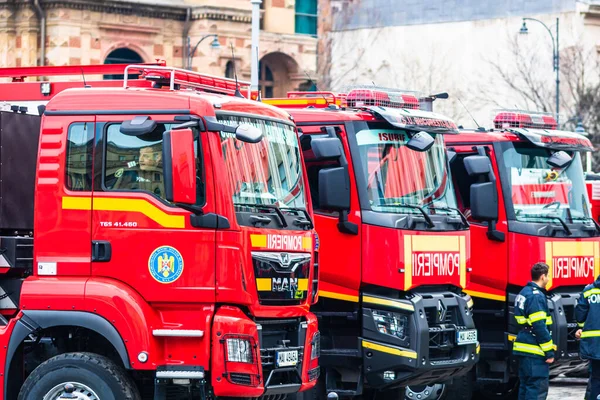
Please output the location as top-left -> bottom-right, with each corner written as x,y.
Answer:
226,338 -> 253,363
373,310 -> 408,341
311,331 -> 321,360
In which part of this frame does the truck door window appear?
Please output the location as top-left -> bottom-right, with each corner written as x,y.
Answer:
300,133 -> 340,213
102,123 -> 205,205
66,122 -> 93,191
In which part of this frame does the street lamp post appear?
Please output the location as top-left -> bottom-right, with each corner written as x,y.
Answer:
187,34 -> 221,70
519,17 -> 560,124
250,0 -> 262,96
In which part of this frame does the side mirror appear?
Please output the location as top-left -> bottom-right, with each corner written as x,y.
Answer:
163,128 -> 197,205
547,151 -> 573,169
318,167 -> 350,211
407,131 -> 435,152
120,116 -> 157,136
235,124 -> 263,143
311,137 -> 342,160
470,182 -> 498,221
464,155 -> 491,176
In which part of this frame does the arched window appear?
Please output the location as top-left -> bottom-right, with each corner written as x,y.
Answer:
259,62 -> 274,98
104,48 -> 143,80
225,61 -> 235,79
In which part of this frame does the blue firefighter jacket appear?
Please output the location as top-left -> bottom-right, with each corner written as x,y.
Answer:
513,282 -> 555,359
576,275 -> 600,360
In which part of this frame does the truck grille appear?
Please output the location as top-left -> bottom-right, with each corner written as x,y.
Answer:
257,318 -> 306,387
252,252 -> 311,306
563,303 -> 580,356
424,306 -> 464,361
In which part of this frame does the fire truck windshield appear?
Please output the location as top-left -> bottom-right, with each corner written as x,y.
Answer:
497,142 -> 591,223
218,115 -> 306,210
354,126 -> 457,215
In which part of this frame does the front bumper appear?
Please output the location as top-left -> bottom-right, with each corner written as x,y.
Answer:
361,291 -> 479,389
211,306 -> 319,397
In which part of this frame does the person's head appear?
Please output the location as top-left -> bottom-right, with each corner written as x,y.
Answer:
531,262 -> 550,288
139,144 -> 162,171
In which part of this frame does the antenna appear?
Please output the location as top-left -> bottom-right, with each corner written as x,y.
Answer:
457,98 -> 481,129
303,70 -> 329,104
80,67 -> 90,88
230,43 -> 243,98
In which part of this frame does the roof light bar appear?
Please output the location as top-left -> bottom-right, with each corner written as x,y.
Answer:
342,85 -> 421,110
493,109 -> 557,130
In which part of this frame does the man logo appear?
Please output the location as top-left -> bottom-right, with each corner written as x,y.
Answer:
437,300 -> 447,324
280,253 -> 291,267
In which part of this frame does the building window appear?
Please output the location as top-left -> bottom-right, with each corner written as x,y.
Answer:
103,48 -> 143,80
66,123 -> 94,191
259,62 -> 275,98
295,0 -> 317,36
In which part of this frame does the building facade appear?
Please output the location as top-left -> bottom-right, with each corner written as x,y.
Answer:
319,0 -> 600,129
0,0 -> 318,97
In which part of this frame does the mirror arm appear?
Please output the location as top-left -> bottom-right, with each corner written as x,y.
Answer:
486,218 -> 505,242
338,210 -> 358,235
176,203 -> 204,215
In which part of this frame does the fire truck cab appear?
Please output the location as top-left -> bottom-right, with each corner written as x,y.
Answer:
0,65 -> 319,400
446,110 -> 595,397
266,89 -> 478,399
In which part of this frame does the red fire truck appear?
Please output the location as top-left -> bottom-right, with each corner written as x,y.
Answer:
265,89 -> 478,399
444,109 -> 595,398
0,64 -> 320,399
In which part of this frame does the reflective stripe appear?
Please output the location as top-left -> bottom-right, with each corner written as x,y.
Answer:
540,340 -> 554,352
584,288 -> 600,298
578,322 -> 585,328
546,316 -> 553,325
528,311 -> 547,323
581,330 -> 600,338
513,342 -> 545,356
515,316 -> 527,325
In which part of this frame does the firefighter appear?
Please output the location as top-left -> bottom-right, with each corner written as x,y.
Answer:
575,274 -> 600,400
513,262 -> 555,400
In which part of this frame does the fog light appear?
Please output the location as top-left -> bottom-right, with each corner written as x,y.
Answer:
383,371 -> 395,381
137,352 -> 148,363
226,338 -> 253,363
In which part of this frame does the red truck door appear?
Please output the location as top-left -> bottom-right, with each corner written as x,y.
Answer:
88,117 -> 217,303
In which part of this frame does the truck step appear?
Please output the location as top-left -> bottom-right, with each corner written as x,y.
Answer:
315,311 -> 358,320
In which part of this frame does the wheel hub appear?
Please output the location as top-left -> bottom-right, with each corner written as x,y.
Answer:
405,384 -> 446,400
43,382 -> 100,400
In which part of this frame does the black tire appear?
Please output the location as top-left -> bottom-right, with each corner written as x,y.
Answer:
18,352 -> 140,400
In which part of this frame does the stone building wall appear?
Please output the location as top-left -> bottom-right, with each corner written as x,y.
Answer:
0,0 -> 317,96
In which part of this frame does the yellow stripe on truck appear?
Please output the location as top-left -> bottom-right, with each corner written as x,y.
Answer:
62,196 -> 186,229
362,340 -> 418,359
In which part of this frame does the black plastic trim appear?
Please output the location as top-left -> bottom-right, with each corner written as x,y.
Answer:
190,213 -> 230,229
163,130 -> 174,202
214,110 -> 295,127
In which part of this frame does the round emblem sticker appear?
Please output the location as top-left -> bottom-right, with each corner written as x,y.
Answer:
148,246 -> 184,284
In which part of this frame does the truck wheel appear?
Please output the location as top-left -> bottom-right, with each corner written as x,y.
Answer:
18,352 -> 140,400
405,384 -> 446,400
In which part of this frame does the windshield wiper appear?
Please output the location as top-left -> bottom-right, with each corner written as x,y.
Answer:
570,215 -> 600,234
532,214 -> 572,236
234,203 -> 288,227
425,205 -> 469,228
390,204 -> 435,228
281,206 -> 314,229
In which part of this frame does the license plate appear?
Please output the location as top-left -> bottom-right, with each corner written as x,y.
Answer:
276,350 -> 298,367
456,329 -> 478,345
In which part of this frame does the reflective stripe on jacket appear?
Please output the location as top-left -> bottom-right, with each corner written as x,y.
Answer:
576,276 -> 600,360
513,282 -> 555,359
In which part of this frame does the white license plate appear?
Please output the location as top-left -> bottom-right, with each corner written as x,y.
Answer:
456,329 -> 478,345
276,350 -> 298,367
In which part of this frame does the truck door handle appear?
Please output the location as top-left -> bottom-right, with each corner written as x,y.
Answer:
92,241 -> 112,262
